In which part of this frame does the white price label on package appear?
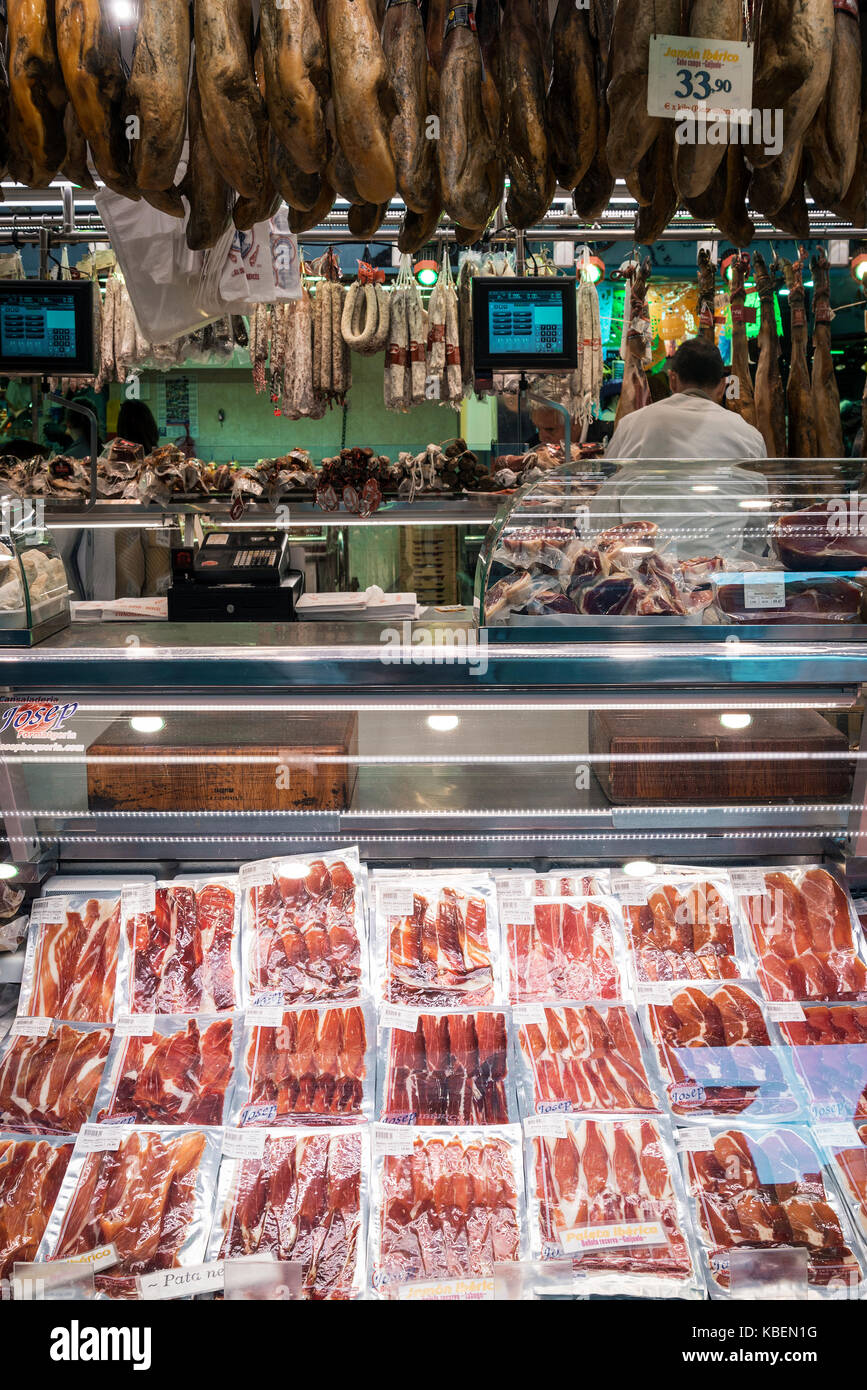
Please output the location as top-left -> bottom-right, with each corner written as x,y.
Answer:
636,984 -> 672,1007
512,1004 -> 547,1027
742,574 -> 787,611
138,1263 -> 226,1300
729,868 -> 767,896
77,1125 -> 124,1154
115,1013 -> 155,1037
379,886 -> 414,917
122,884 -> 156,915
610,875 -> 650,906
29,897 -> 66,926
524,1114 -> 568,1140
11,1016 -> 52,1037
647,34 -> 755,120
675,1126 -> 713,1152
765,1002 -> 806,1024
379,1004 -> 420,1031
814,1122 -> 862,1151
501,897 -> 535,926
373,1124 -> 415,1156
247,1006 -> 285,1029
222,1128 -> 268,1161
239,862 -> 275,890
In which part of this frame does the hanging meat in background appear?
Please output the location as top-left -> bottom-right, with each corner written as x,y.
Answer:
382,0 -> 440,251
752,251 -> 787,460
127,0 -> 190,197
425,0 -> 448,105
235,31 -> 282,230
674,0 -> 744,199
546,0 -> 597,192
194,0 -> 268,201
438,5 -> 502,237
811,246 -> 845,459
55,0 -> 138,198
832,1 -> 867,222
61,102 -> 95,190
180,59 -> 234,252
325,0 -> 396,205
613,257 -> 652,428
727,252 -> 757,430
635,126 -> 678,245
717,147 -> 756,246
259,0 -> 329,176
573,0 -> 615,220
754,160 -> 810,239
696,248 -> 717,342
805,0 -> 861,207
499,0 -> 553,228
0,10 -> 9,181
607,0 -> 680,178
775,250 -> 818,461
7,0 -> 68,187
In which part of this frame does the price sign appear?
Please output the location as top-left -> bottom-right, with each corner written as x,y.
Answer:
647,35 -> 755,120
742,574 -> 786,611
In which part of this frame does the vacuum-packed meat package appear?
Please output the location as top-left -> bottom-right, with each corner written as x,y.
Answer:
0,1020 -> 112,1133
514,1002 -> 660,1116
499,891 -> 626,1003
374,871 -> 502,1007
526,1113 -> 702,1298
231,1000 -> 374,1127
18,894 -> 121,1023
378,1006 -> 515,1125
779,1003 -> 867,1121
370,1123 -> 527,1295
616,873 -> 748,986
644,982 -> 803,1122
207,1126 -> 367,1299
39,1124 -> 221,1298
119,878 -> 241,1015
496,870 -> 610,899
241,851 -> 368,1005
0,1133 -> 74,1281
679,1124 -> 866,1297
94,1015 -> 238,1126
734,865 -> 867,1002
820,1125 -> 867,1244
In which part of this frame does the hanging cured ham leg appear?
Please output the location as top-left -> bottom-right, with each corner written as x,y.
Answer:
811,246 -> 845,459
727,253 -> 757,431
613,258 -> 652,429
752,251 -> 787,460
776,250 -> 818,461
325,0 -> 396,206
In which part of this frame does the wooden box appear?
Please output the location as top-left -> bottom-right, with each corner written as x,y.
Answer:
589,709 -> 852,804
87,712 -> 358,812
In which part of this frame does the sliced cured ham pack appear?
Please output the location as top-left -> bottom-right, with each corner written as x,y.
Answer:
241,850 -> 368,1005
373,870 -> 503,1007
678,1124 -> 867,1298
38,1124 -> 222,1299
94,1014 -> 240,1127
525,1113 -> 703,1298
232,1000 -> 375,1127
818,1125 -> 867,1245
378,1006 -> 516,1126
369,1122 -> 527,1295
0,1132 -> 75,1282
17,892 -> 122,1025
0,1020 -> 112,1134
734,865 -> 867,1003
620,873 -> 749,987
514,1002 -> 660,1117
498,889 -> 626,1003
779,1003 -> 867,1121
208,1125 -> 368,1299
118,877 -> 242,1016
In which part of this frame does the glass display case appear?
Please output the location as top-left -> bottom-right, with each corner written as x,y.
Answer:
0,529 -> 70,644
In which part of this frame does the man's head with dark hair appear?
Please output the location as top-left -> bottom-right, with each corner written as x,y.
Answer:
668,337 -> 728,403
116,400 -> 159,454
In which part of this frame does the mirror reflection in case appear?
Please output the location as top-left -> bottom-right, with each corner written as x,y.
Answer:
472,277 -> 578,372
0,279 -> 95,377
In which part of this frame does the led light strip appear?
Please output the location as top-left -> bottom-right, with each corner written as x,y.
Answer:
0,750 -> 862,765
1,803 -> 857,818
0,829 -> 847,846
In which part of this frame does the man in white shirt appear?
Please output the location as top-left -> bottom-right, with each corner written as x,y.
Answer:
592,338 -> 769,559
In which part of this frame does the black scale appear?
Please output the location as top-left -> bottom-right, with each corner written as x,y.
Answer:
167,531 -> 304,621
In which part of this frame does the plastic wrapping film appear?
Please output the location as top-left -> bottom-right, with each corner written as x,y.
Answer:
37,1124 -> 222,1300
513,1001 -> 662,1117
230,999 -> 375,1127
778,1002 -> 867,1123
524,1112 -> 705,1299
0,1132 -> 75,1288
817,1123 -> 867,1245
240,849 -> 369,1006
0,1020 -> 113,1134
494,869 -> 611,900
368,1122 -> 528,1297
731,864 -> 867,1004
377,1006 -> 517,1126
17,893 -> 122,1024
372,870 -> 505,1007
93,1014 -> 241,1127
675,1123 -> 867,1299
206,1126 -> 368,1300
641,981 -> 806,1125
117,877 -> 242,1016
497,892 -> 628,1005
613,870 -> 752,990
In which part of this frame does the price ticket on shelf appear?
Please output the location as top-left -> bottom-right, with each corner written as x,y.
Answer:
647,34 -> 755,120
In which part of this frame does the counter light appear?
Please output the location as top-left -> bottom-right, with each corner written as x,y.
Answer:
414,260 -> 439,288
621,860 -> 656,878
738,498 -> 768,510
720,712 -> 753,730
130,716 -> 165,734
427,715 -> 460,733
0,864 -> 18,879
691,485 -> 719,493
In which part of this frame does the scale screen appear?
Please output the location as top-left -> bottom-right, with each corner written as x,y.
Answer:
0,280 -> 95,376
472,277 -> 578,371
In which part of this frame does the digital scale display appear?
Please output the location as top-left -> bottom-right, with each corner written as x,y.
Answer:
0,280 -> 95,375
487,288 -> 565,356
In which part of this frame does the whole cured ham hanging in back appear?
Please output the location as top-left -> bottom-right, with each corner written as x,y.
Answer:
613,258 -> 653,430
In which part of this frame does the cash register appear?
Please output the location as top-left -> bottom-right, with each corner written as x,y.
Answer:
167,530 -> 304,621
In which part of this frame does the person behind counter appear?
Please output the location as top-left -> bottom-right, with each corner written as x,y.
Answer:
590,338 -> 769,559
116,400 -> 159,454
